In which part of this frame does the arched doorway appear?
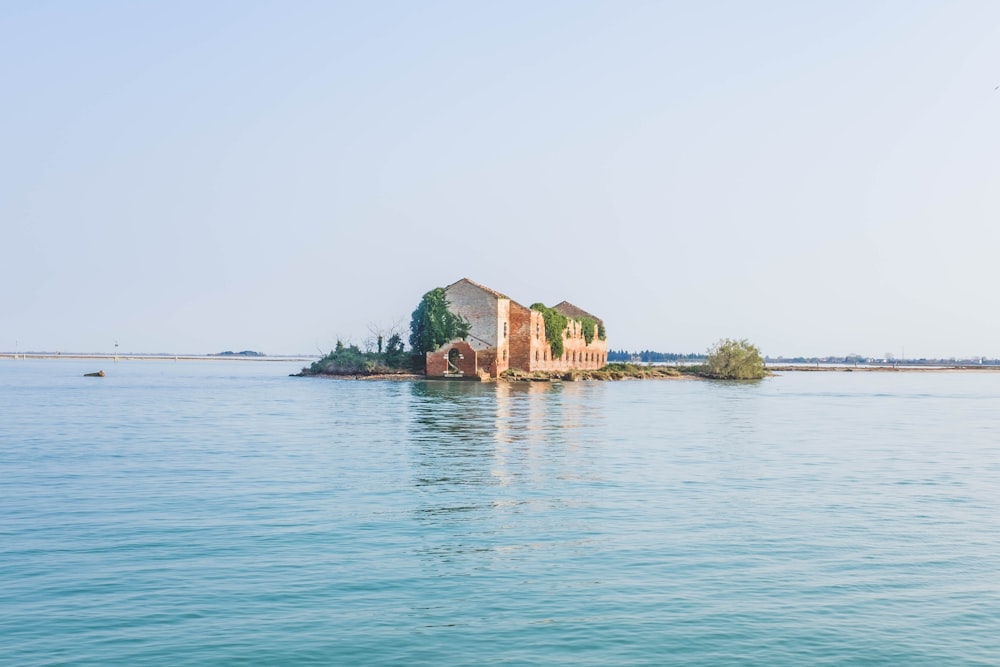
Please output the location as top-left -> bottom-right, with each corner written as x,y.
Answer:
426,341 -> 478,378
448,348 -> 462,374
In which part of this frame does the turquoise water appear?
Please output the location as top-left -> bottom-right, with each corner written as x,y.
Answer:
2,359 -> 999,665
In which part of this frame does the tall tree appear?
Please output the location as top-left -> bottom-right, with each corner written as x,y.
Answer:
409,288 -> 471,355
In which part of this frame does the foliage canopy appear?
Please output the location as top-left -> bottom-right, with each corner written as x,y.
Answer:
705,338 -> 766,380
409,288 -> 471,356
579,317 -> 598,345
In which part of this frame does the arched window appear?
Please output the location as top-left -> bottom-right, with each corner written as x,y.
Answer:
503,348 -> 507,361
535,350 -> 539,362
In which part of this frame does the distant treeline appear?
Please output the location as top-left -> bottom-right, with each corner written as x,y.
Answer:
607,349 -> 707,363
768,355 -> 1000,366
608,351 -> 1000,366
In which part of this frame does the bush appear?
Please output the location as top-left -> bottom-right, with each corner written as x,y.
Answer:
302,338 -> 413,376
705,338 -> 766,380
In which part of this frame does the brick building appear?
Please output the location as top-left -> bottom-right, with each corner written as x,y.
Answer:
425,278 -> 608,379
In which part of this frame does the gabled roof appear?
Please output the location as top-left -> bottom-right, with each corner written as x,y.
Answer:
445,277 -> 510,300
553,301 -> 603,324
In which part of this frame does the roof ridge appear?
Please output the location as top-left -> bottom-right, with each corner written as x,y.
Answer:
446,277 -> 509,300
553,300 -> 602,322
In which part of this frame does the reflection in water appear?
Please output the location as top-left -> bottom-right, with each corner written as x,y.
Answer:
406,380 -> 608,566
408,380 -> 499,490
704,379 -> 764,439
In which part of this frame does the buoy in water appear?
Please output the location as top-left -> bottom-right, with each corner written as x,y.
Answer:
84,370 -> 105,377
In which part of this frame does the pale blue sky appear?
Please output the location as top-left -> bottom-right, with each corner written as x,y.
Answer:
4,1 -> 1000,358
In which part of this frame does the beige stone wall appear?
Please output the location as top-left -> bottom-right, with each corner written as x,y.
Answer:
495,298 -> 510,376
444,280 -> 504,353
526,309 -> 608,372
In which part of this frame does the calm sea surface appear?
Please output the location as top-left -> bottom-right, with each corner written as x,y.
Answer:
2,359 -> 999,666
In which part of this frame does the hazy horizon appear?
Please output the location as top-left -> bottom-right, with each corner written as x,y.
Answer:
5,2 -> 1000,360
4,344 -> 998,363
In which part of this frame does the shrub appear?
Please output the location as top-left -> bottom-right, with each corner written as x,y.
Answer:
705,338 -> 766,380
303,336 -> 413,376
307,341 -> 369,375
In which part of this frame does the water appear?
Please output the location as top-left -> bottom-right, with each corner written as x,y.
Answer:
2,359 -> 999,665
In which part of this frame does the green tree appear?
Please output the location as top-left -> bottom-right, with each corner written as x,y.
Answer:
409,288 -> 471,356
705,338 -> 766,379
383,333 -> 407,368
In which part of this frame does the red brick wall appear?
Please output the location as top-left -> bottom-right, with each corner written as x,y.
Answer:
425,341 -> 478,377
509,302 -> 533,371
478,349 -> 498,378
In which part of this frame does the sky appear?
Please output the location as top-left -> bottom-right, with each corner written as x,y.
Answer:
3,1 -> 1000,359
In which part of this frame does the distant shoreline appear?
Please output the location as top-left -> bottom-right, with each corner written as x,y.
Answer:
766,364 -> 1000,372
0,354 -> 312,362
5,354 -> 998,373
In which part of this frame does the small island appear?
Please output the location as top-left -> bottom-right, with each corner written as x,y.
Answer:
212,350 -> 266,357
296,278 -> 766,381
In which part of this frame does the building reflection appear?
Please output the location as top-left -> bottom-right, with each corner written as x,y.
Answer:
406,379 -> 607,567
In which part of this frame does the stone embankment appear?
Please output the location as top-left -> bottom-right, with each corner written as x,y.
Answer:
502,364 -> 702,381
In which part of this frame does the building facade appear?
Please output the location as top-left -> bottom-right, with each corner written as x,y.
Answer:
425,278 -> 608,379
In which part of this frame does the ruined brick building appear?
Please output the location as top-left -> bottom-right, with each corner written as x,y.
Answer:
425,278 -> 608,379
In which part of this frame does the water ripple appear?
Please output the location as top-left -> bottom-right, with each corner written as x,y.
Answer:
2,362 -> 999,665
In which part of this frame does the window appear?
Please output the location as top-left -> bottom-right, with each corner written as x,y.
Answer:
503,322 -> 508,339
535,350 -> 539,362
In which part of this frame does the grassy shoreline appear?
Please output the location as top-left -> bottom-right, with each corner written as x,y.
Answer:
297,362 -> 1000,382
